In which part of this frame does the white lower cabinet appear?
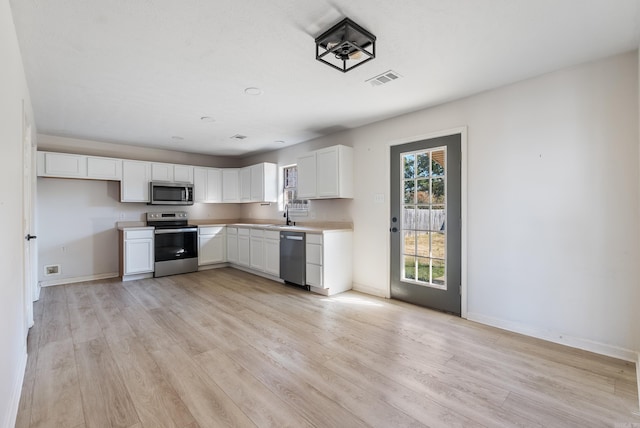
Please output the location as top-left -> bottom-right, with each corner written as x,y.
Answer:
264,231 -> 280,277
305,231 -> 353,295
226,227 -> 238,264
237,228 -> 250,267
120,228 -> 154,280
198,226 -> 226,266
250,229 -> 264,271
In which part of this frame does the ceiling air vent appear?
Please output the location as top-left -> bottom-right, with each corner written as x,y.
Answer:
230,134 -> 248,140
366,70 -> 401,87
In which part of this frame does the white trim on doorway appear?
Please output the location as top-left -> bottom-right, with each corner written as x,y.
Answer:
386,126 -> 468,318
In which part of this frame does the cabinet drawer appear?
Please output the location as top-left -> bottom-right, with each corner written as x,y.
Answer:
306,243 -> 322,265
226,227 -> 237,235
264,230 -> 280,240
238,228 -> 250,236
306,233 -> 322,245
199,226 -> 225,236
250,228 -> 264,237
124,229 -> 154,240
306,263 -> 323,287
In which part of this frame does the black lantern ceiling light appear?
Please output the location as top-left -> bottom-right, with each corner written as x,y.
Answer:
315,17 -> 376,73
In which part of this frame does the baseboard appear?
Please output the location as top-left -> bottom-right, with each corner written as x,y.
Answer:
352,282 -> 389,298
197,262 -> 230,271
40,272 -> 119,287
3,347 -> 27,428
466,312 -> 637,362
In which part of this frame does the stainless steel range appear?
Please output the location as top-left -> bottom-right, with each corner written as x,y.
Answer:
146,211 -> 198,277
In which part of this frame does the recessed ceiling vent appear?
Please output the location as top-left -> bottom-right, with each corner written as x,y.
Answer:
366,70 -> 401,87
230,134 -> 248,140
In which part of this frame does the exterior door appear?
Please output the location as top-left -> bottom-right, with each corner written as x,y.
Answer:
390,133 -> 462,315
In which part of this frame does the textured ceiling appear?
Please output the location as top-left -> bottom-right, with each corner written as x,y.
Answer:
9,0 -> 640,157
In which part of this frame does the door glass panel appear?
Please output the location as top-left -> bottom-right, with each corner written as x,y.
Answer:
431,205 -> 445,231
403,231 -> 416,256
416,179 -> 429,203
402,206 -> 415,229
404,180 -> 415,204
432,177 -> 445,204
432,233 -> 445,259
416,206 -> 429,230
403,154 -> 415,179
417,153 -> 430,177
417,257 -> 429,282
416,231 -> 429,257
399,147 -> 447,289
432,259 -> 445,285
403,255 -> 416,280
432,150 -> 445,177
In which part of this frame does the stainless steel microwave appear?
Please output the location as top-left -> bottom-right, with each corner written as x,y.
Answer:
149,181 -> 194,205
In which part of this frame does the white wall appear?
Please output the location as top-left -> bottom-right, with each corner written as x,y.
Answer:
246,51 -> 640,360
0,0 -> 34,426
37,178 -> 241,284
37,134 -> 242,168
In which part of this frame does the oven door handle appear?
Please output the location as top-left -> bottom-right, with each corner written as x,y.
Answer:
154,227 -> 198,234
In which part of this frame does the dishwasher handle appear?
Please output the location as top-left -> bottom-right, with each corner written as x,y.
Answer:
282,235 -> 304,240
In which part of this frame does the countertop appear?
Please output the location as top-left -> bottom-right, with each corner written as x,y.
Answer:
117,219 -> 352,233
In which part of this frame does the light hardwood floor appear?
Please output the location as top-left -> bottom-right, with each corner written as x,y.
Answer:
16,268 -> 639,427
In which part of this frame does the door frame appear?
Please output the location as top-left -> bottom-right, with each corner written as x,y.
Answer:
385,126 -> 468,318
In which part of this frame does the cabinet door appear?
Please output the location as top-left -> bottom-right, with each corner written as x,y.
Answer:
40,152 -> 87,177
151,163 -> 173,181
199,235 -> 225,265
316,147 -> 339,198
226,229 -> 238,263
124,238 -> 154,274
250,236 -> 264,271
222,169 -> 240,202
206,168 -> 222,202
264,238 -> 280,276
87,156 -> 122,180
174,165 -> 194,183
306,263 -> 323,287
297,153 -> 317,198
121,161 -> 151,202
193,167 -> 208,202
240,166 -> 251,202
250,164 -> 263,202
238,236 -> 250,267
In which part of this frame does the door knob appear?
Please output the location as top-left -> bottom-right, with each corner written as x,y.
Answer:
25,234 -> 37,241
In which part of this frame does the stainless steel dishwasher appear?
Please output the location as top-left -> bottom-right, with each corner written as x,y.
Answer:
280,231 -> 306,288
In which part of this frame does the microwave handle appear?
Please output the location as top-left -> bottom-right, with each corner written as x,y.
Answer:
184,186 -> 189,201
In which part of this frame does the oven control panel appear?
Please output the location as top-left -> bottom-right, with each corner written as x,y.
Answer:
147,211 -> 188,221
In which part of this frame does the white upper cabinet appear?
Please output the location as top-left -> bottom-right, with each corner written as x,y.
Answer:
250,163 -> 277,203
222,168 -> 240,202
223,164 -> 275,203
240,166 -> 252,202
121,160 -> 151,202
87,156 -> 122,180
194,167 -> 222,203
151,163 -> 193,183
174,164 -> 194,183
37,152 -> 87,178
38,151 -> 122,181
297,145 -> 353,199
296,153 -> 317,199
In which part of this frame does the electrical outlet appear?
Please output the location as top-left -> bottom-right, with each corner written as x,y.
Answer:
44,264 -> 60,276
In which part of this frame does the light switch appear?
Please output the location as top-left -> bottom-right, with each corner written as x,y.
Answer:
374,193 -> 384,204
